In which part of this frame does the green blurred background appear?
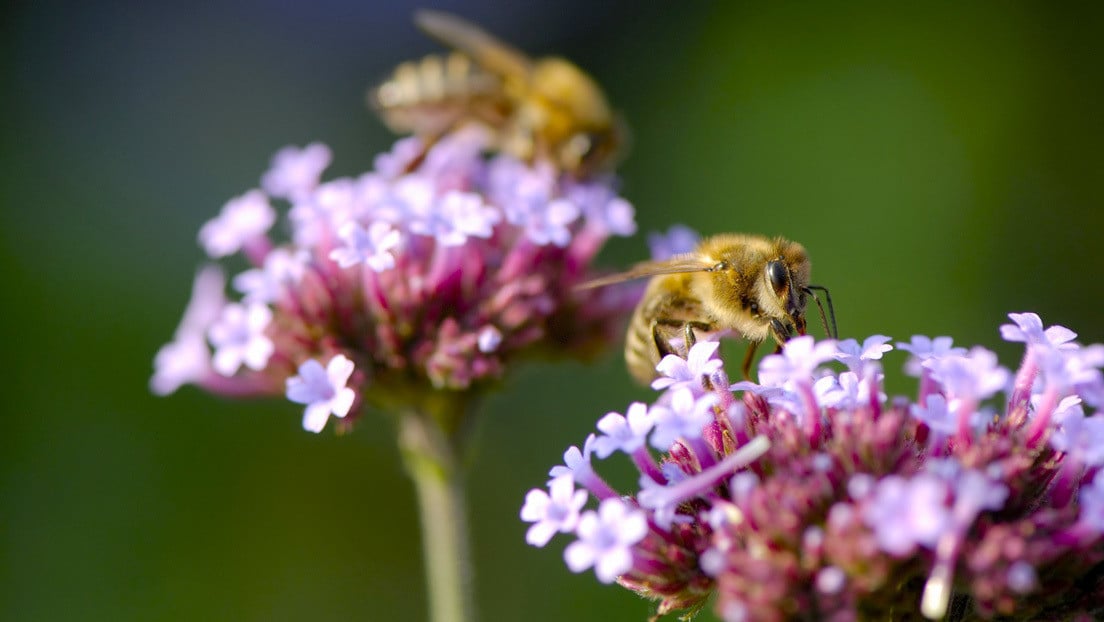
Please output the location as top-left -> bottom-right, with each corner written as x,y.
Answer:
3,2 -> 1103,620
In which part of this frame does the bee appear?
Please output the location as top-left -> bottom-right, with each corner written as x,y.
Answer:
581,234 -> 837,384
369,10 -> 624,176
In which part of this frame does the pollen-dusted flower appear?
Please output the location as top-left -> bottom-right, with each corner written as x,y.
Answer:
152,126 -> 637,434
522,312 -> 1104,621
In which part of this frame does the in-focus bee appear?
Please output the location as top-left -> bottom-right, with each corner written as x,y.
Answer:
369,10 -> 624,176
581,234 -> 837,384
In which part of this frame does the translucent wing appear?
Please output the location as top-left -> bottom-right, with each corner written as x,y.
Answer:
414,10 -> 533,81
577,254 -> 714,290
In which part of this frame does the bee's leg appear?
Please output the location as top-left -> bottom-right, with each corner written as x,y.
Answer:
653,320 -> 714,360
741,340 -> 761,381
683,323 -> 698,356
680,321 -> 716,356
652,320 -> 680,359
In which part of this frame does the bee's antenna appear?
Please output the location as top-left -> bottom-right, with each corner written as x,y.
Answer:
803,285 -> 838,339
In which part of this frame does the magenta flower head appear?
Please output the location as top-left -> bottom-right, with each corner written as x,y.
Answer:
522,312 -> 1104,621
151,126 -> 637,435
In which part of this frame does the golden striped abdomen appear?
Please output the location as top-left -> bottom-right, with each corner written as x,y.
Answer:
624,274 -> 714,385
370,52 -> 509,138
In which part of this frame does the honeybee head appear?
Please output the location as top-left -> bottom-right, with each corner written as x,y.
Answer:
763,259 -> 807,344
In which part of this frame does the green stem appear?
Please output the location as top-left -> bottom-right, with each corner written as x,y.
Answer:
399,411 -> 475,622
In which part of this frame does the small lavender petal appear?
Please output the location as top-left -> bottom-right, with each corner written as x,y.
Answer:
409,190 -> 500,247
198,190 -> 275,258
647,224 -> 700,260
864,474 -> 951,555
1050,413 -> 1104,467
593,402 -> 654,458
330,221 -> 402,271
527,198 -> 580,247
650,388 -> 717,450
898,335 -> 966,377
285,354 -> 356,433
652,341 -> 723,391
1006,561 -> 1037,594
911,394 -> 956,437
925,347 -> 1010,402
233,248 -> 308,304
520,474 -> 588,547
261,142 -> 332,201
476,326 -> 502,353
816,566 -> 847,594
1000,312 -> 1077,350
550,434 -> 598,480
563,498 -> 648,583
207,302 -> 274,376
1078,471 -> 1104,533
836,334 -> 893,372
150,266 -> 226,395
758,335 -> 838,387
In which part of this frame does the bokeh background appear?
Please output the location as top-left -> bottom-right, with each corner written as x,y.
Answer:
4,1 -> 1103,620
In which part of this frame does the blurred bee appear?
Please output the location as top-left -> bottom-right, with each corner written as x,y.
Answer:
369,9 -> 624,176
581,234 -> 837,384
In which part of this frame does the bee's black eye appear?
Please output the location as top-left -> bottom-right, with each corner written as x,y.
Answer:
767,260 -> 789,296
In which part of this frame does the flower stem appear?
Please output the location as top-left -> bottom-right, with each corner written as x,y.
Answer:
399,411 -> 475,622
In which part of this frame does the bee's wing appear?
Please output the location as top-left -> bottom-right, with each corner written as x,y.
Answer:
577,255 -> 714,290
414,10 -> 533,80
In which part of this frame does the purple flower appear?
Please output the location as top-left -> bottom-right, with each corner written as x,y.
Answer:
1037,342 -> 1104,397
757,335 -> 838,387
563,498 -> 648,583
651,340 -> 723,391
592,402 -> 654,458
525,318 -> 1104,621
649,387 -> 716,449
924,346 -> 1009,402
1000,312 -> 1078,351
1050,413 -> 1104,466
207,302 -> 274,376
232,248 -> 307,304
897,335 -> 966,376
910,393 -> 956,436
835,334 -> 892,372
198,190 -> 275,258
520,474 -> 589,547
329,221 -> 402,271
566,182 -> 636,238
523,198 -> 580,247
150,266 -> 226,395
647,224 -> 700,260
814,370 -> 881,411
1006,561 -> 1037,594
285,354 -> 356,433
158,127 -> 636,432
476,326 -> 502,353
863,473 -> 950,555
407,190 -> 500,246
1076,471 -> 1104,534
261,142 -> 332,202
550,434 -> 598,482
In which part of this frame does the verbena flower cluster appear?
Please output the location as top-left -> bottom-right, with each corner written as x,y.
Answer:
522,313 -> 1104,621
151,126 -> 637,432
